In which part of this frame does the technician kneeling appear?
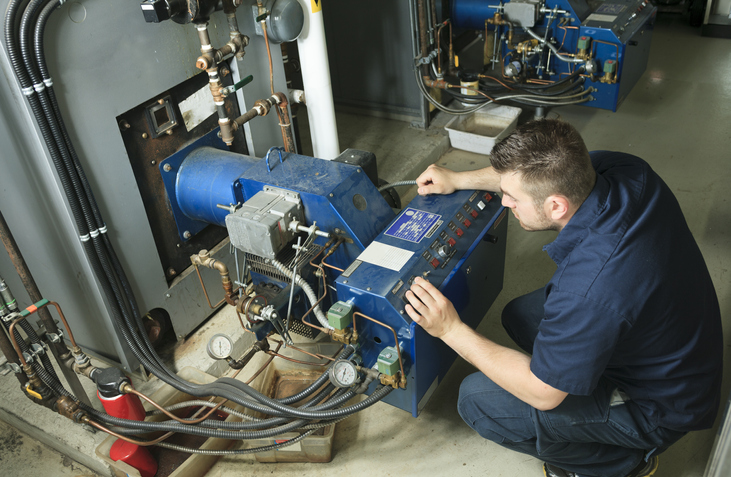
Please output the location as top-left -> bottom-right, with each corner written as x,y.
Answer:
406,119 -> 722,477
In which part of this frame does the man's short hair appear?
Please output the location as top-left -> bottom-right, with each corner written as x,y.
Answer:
490,119 -> 596,207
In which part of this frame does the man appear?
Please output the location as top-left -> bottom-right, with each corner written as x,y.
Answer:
405,119 -> 722,477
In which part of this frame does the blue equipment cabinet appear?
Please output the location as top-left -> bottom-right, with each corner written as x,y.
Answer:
452,0 -> 657,111
336,191 -> 508,416
164,140 -> 508,416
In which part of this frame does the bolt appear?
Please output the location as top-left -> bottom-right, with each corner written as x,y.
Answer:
357,169 -> 361,173
142,133 -> 149,139
329,193 -> 333,197
166,129 -> 174,136
183,231 -> 191,239
119,120 -> 130,130
384,353 -> 392,359
466,266 -> 472,275
217,131 -> 222,138
158,98 -> 165,105
177,334 -> 183,340
167,268 -> 176,276
196,58 -> 208,70
366,287 -> 372,291
165,293 -> 171,298
343,280 -> 348,284
163,164 -> 172,172
150,160 -> 156,165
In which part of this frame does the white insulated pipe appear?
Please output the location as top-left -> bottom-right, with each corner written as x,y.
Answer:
296,0 -> 340,159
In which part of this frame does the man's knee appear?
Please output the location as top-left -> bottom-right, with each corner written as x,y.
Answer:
457,373 -> 535,444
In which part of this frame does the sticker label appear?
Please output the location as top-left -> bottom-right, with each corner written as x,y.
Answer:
586,13 -> 617,23
311,0 -> 321,13
342,260 -> 362,278
596,4 -> 626,14
274,439 -> 302,452
357,241 -> 414,272
385,208 -> 442,243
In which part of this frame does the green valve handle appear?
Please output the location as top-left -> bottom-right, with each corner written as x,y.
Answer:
222,75 -> 253,97
255,12 -> 269,22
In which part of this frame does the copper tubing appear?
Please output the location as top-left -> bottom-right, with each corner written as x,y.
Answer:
353,312 -> 405,381
273,93 -> 296,153
193,265 -> 227,309
192,250 -> 237,307
591,39 -> 621,79
0,323 -> 26,385
416,0 -> 429,68
123,385 -> 224,425
268,338 -> 336,363
8,314 -> 28,366
86,419 -> 170,447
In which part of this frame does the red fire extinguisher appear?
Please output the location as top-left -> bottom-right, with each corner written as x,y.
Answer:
95,368 -> 158,477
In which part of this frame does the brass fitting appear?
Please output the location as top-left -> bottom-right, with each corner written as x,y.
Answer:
379,372 -> 406,389
515,39 -> 540,55
331,328 -> 358,345
56,396 -> 85,422
422,76 -> 450,89
600,71 -> 616,84
191,250 -> 235,304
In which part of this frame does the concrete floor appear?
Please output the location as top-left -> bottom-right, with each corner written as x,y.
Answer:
1,11 -> 730,477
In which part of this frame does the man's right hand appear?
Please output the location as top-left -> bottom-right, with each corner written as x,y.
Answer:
416,164 -> 459,196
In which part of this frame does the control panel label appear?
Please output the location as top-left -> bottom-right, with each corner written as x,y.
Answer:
357,241 -> 414,272
384,208 -> 442,243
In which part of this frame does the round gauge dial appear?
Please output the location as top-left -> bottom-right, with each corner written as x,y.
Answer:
207,333 -> 233,360
328,360 -> 359,388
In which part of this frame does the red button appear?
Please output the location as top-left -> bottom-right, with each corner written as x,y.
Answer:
431,258 -> 439,268
463,219 -> 472,228
447,238 -> 456,246
470,210 -> 478,218
456,228 -> 464,237
484,192 -> 493,202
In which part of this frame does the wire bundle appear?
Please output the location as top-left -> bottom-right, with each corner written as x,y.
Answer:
4,0 -> 393,453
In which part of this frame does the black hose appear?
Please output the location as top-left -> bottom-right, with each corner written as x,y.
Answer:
88,385 -> 392,439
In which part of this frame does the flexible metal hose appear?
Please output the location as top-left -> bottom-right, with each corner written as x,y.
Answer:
270,259 -> 333,330
378,180 -> 417,192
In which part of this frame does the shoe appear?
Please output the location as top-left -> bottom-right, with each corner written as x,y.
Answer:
543,463 -> 576,477
626,455 -> 659,477
542,456 -> 659,477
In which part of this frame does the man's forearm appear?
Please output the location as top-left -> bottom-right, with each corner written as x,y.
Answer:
441,323 -> 567,411
453,167 -> 501,193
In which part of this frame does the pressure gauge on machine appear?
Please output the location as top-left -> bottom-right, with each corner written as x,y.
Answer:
207,333 -> 233,360
328,359 -> 360,388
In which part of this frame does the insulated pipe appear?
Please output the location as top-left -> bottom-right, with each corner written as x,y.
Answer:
295,0 -> 339,159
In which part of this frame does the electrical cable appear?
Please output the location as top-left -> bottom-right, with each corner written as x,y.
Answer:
378,180 -> 417,192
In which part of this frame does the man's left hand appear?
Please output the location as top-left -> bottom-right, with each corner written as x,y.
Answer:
405,277 -> 462,339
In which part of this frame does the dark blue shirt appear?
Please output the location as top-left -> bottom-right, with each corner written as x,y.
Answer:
530,151 -> 722,431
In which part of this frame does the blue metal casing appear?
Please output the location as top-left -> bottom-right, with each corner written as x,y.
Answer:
336,190 -> 508,416
452,0 -> 657,111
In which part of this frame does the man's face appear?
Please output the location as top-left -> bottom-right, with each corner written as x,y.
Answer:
499,172 -> 557,231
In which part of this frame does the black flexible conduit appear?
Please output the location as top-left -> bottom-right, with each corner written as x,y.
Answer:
5,0 -> 395,445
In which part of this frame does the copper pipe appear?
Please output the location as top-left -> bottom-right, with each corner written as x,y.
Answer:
47,301 -> 77,347
273,93 -> 296,153
320,260 -> 344,273
8,315 -> 27,366
478,74 -> 514,90
265,351 -> 327,366
353,312 -> 405,381
592,39 -> 621,80
194,265 -> 227,309
245,339 -> 282,384
269,338 -> 336,363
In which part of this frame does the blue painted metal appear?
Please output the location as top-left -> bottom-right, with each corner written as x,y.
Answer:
335,190 -> 508,416
451,0 -> 656,111
162,138 -> 508,417
159,129 -> 254,242
176,147 -> 258,227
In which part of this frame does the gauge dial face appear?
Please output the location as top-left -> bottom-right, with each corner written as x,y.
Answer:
207,334 -> 233,360
329,360 -> 358,388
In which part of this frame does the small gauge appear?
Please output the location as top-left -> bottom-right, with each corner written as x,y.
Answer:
207,333 -> 233,360
328,359 -> 360,388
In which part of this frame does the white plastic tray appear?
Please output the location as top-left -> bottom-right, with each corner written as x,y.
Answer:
444,105 -> 521,155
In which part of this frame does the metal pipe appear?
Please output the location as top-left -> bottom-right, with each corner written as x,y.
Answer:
295,0 -> 340,159
0,211 -> 89,403
0,320 -> 27,386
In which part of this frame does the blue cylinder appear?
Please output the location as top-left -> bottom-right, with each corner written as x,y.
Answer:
176,147 -> 258,227
452,0 -> 500,30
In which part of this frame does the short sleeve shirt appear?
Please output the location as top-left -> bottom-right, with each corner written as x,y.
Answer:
530,151 -> 722,431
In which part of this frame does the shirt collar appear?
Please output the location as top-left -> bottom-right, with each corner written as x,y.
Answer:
542,173 -> 609,265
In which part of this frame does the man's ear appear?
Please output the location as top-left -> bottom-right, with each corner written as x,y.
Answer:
545,195 -> 571,221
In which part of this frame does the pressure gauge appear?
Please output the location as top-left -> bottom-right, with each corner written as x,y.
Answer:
328,359 -> 360,388
207,333 -> 233,360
